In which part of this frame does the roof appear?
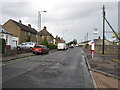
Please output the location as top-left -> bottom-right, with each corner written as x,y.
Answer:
39,27 -> 54,38
0,25 -> 12,35
39,29 -> 50,36
95,39 -> 113,45
10,19 -> 38,34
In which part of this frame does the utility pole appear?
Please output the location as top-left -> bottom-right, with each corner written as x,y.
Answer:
102,5 -> 105,55
104,17 -> 120,41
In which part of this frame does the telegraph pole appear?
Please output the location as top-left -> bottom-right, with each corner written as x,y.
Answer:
102,5 -> 105,55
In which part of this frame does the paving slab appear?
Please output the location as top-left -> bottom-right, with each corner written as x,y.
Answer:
91,71 -> 120,88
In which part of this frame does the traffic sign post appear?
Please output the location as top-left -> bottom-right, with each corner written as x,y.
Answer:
91,42 -> 95,59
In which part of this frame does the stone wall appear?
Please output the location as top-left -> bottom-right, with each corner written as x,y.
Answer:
95,45 -> 119,53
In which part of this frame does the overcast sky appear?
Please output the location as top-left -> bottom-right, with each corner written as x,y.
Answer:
1,0 -> 119,43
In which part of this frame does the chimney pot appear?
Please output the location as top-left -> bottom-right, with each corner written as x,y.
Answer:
98,36 -> 101,40
44,26 -> 47,30
28,24 -> 31,28
19,20 -> 22,23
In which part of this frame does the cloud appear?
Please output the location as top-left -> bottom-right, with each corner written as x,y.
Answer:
1,1 -> 118,42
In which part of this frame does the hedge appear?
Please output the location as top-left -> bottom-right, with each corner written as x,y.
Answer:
0,38 -> 6,53
48,44 -> 57,50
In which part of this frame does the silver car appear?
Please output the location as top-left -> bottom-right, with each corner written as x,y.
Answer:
17,42 -> 36,50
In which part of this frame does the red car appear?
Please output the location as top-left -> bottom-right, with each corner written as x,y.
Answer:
32,45 -> 49,55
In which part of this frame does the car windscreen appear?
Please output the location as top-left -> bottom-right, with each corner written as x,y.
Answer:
34,46 -> 42,48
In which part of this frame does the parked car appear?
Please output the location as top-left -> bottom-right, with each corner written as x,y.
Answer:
57,43 -> 67,50
32,45 -> 49,55
17,42 -> 36,50
66,45 -> 69,50
70,44 -> 74,48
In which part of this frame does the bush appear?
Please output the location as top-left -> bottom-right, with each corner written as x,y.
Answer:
48,44 -> 57,50
40,37 -> 49,47
0,38 -> 6,53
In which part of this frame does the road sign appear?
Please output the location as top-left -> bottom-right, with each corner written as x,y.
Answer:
94,28 -> 98,34
91,42 -> 95,59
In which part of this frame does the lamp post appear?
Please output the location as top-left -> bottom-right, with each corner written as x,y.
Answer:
38,10 -> 47,31
37,10 -> 47,44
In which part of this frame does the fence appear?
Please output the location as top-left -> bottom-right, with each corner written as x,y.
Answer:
2,49 -> 32,57
85,45 -> 119,53
95,45 -> 119,53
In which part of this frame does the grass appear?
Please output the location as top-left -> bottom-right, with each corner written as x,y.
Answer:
112,59 -> 120,63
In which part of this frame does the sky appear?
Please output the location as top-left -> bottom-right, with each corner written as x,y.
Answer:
0,0 -> 119,43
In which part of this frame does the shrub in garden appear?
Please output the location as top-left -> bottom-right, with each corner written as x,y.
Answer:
48,44 -> 57,50
0,38 -> 6,53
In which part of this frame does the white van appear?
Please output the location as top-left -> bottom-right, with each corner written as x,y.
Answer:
57,43 -> 66,50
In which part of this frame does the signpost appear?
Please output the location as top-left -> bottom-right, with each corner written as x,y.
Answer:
93,28 -> 98,35
91,42 -> 95,59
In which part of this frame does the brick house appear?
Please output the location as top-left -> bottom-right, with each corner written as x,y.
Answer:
95,36 -> 113,45
39,26 -> 54,44
54,35 -> 65,44
3,19 -> 41,44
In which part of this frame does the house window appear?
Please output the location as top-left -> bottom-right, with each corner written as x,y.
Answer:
0,34 -> 4,38
6,35 -> 8,44
25,31 -> 27,36
36,35 -> 38,38
28,32 -> 30,35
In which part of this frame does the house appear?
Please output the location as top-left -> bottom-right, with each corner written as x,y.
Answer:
39,26 -> 54,44
54,35 -> 65,44
0,25 -> 18,49
3,19 -> 41,44
79,40 -> 91,46
95,36 -> 113,45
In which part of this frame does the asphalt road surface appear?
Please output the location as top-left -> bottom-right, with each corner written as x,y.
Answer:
2,47 -> 94,88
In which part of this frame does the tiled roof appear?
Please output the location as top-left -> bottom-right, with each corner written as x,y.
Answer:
39,28 -> 54,38
11,19 -> 38,34
39,29 -> 50,36
0,25 -> 12,35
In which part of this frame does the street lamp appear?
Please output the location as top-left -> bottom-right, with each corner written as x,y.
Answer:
38,10 -> 47,31
37,10 -> 47,44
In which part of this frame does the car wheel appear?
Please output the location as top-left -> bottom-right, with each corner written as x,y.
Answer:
47,51 -> 49,54
30,47 -> 32,50
17,47 -> 20,50
33,52 -> 35,54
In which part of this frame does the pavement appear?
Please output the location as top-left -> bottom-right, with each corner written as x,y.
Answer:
83,47 -> 120,89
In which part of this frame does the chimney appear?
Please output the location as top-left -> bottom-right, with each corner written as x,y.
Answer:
56,35 -> 58,38
44,26 -> 47,30
19,20 -> 22,24
28,24 -> 31,28
98,36 -> 101,40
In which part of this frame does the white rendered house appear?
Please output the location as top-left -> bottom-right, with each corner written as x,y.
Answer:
0,25 -> 18,49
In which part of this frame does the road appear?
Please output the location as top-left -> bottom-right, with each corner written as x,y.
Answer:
2,47 -> 94,88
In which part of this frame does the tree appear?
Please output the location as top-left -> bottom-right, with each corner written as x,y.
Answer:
111,32 -> 120,40
26,35 -> 31,42
40,37 -> 49,47
72,39 -> 77,45
0,38 -> 6,53
68,39 -> 77,45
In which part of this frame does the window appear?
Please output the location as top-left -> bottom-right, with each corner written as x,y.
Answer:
25,31 -> 27,36
0,34 -> 4,38
36,35 -> 38,38
28,32 -> 30,35
34,46 -> 42,48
